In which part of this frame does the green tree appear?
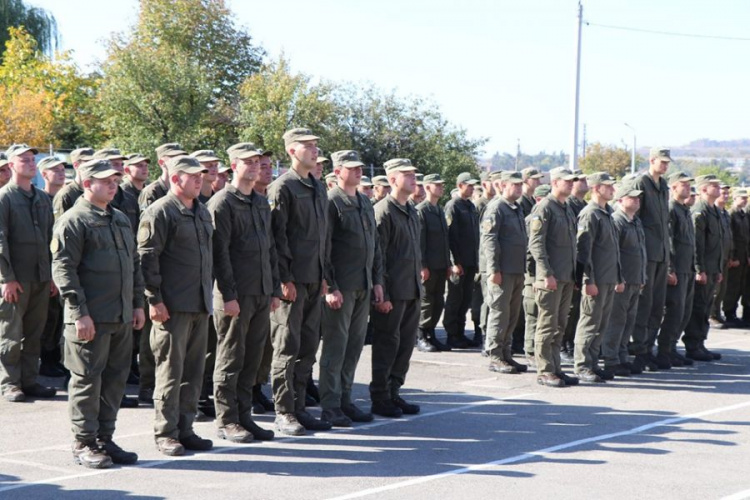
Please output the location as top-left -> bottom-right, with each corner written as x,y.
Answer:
580,142 -> 644,178
0,0 -> 58,59
96,0 -> 264,161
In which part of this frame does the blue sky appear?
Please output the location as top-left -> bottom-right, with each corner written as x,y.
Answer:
29,0 -> 750,156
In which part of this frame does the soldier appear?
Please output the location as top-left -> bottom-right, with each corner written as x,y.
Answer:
138,143 -> 187,209
683,175 -> 724,362
208,143 -> 278,443
409,173 -> 426,205
602,180 -> 646,376
687,186 -> 697,207
480,171 -> 528,374
189,150 -> 220,204
319,150 -> 383,426
267,128 -> 330,435
314,150 -> 329,181
710,185 -> 732,327
122,154 -> 150,200
53,147 -> 95,219
528,167 -> 580,387
443,172 -> 480,348
471,172 -> 496,348
52,159 -> 145,468
255,151 -> 274,196
39,156 -> 67,198
371,175 -> 391,203
358,176 -> 374,200
370,158 -> 422,417
138,155 -> 214,456
325,172 -> 337,191
657,172 -> 696,369
573,172 -> 624,383
0,154 -> 10,189
519,167 -> 543,217
212,163 -> 231,193
0,144 -> 57,402
724,188 -> 750,326
416,174 -> 451,352
629,147 -> 671,372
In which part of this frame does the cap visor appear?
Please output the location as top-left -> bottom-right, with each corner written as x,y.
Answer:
90,169 -> 123,179
163,150 -> 188,158
196,155 -> 220,162
234,151 -> 262,160
181,166 -> 209,174
340,161 -> 366,168
507,179 -> 524,184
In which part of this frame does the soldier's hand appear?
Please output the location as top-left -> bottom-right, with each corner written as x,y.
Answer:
696,272 -> 707,285
326,290 -> 344,310
615,283 -> 625,293
716,273 -> 723,284
49,282 -> 59,297
224,300 -> 241,318
75,315 -> 96,341
544,275 -> 557,291
133,308 -> 146,330
1,281 -> 23,303
667,272 -> 678,286
150,302 -> 170,323
729,260 -> 740,269
373,284 -> 384,304
452,265 -> 464,276
491,271 -> 503,286
421,268 -> 430,282
282,282 -> 297,302
584,284 -> 598,297
270,297 -> 281,312
375,300 -> 393,314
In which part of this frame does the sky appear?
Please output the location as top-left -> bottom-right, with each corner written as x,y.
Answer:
28,0 -> 750,157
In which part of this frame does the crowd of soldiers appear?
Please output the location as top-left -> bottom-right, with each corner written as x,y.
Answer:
0,134 -> 744,470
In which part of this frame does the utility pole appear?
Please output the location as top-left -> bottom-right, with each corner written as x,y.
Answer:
624,123 -> 636,174
582,124 -> 587,160
515,138 -> 521,171
570,1 -> 583,171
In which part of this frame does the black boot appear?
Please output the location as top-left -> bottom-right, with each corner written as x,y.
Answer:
427,329 -> 451,351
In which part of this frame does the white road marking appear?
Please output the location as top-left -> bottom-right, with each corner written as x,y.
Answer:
721,487 -> 750,500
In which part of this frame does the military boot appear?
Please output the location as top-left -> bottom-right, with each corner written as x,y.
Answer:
98,436 -> 138,464
73,440 -> 112,469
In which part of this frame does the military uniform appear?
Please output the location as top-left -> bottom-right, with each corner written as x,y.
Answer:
562,194 -> 587,356
0,180 -> 54,398
711,206 -> 732,319
725,203 -> 750,320
53,181 -> 84,220
528,189 -> 577,382
480,192 -> 528,370
138,185 -> 213,445
471,193 -> 494,338
53,192 -> 143,462
519,193 -> 535,218
443,195 -> 479,345
573,195 -> 622,377
121,179 -> 143,200
138,178 -> 169,210
416,196 -> 450,347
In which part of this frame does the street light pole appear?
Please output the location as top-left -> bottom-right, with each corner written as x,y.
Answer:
624,122 -> 636,174
570,1 -> 583,171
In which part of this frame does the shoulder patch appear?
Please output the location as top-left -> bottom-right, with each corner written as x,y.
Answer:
530,217 -> 543,232
482,218 -> 493,234
137,221 -> 152,245
50,237 -> 60,254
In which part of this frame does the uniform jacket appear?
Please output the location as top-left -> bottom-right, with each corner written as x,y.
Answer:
374,195 -> 422,302
416,200 -> 450,270
528,194 -> 577,283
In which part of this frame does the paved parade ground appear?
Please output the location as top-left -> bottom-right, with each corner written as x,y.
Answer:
1,325 -> 750,500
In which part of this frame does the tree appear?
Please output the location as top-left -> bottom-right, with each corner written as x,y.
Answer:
0,0 -> 58,59
96,0 -> 264,160
580,142 -> 645,178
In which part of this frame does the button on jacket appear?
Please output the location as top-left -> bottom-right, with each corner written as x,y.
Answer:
52,198 -> 144,323
445,197 -> 479,268
374,195 -> 422,302
528,194 -> 577,282
268,168 -> 327,285
0,182 -> 53,283
416,200 -> 450,270
207,184 -> 281,301
577,201 -> 622,286
668,199 -> 696,275
138,192 -> 213,313
325,186 -> 383,293
480,196 -> 528,275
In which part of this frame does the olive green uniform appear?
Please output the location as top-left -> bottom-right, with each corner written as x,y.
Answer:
522,213 -> 538,357
712,207 -> 732,319
528,194 -> 577,376
53,199 -> 144,442
208,185 -> 280,426
416,199 -> 450,338
52,180 -> 84,220
138,192 -> 213,440
320,187 -> 383,410
471,196 -> 493,336
562,195 -> 587,353
480,196 -> 527,363
725,207 -> 750,319
268,168 -> 327,414
0,183 -> 53,394
573,202 -> 622,373
370,195 -> 422,403
138,178 -> 169,210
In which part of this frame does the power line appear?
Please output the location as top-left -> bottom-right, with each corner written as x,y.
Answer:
585,21 -> 750,42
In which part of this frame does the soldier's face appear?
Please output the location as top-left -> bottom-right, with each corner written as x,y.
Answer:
87,175 -> 120,204
213,172 -> 229,191
553,178 -> 573,197
0,165 -> 11,186
10,151 -> 36,179
290,140 -> 318,171
235,156 -> 260,182
650,158 -> 670,175
573,178 -> 589,195
174,171 -> 203,199
735,196 -> 748,210
374,185 -> 391,199
110,159 -> 124,171
338,166 -> 361,187
704,183 -> 721,200
672,180 -> 691,200
393,171 -> 416,195
358,185 -> 373,198
458,182 -> 474,199
43,164 -> 66,187
482,181 -> 495,197
258,157 -> 273,185
620,195 -> 640,212
425,182 -> 444,198
126,160 -> 150,181
525,177 -> 540,190
411,184 -> 425,202
201,161 -> 219,182
504,182 -> 523,201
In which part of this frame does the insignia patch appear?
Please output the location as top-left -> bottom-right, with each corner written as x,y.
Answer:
530,217 -> 543,232
137,222 -> 151,245
50,238 -> 60,253
482,219 -> 493,233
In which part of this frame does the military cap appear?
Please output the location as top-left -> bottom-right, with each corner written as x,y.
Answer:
125,153 -> 150,165
522,167 -> 544,180
79,159 -> 121,180
587,171 -> 616,186
733,188 -> 748,197
649,146 -> 672,162
695,174 -> 721,188
549,167 -> 578,181
93,148 -> 126,161
38,156 -> 66,171
415,173 -> 424,185
360,176 -> 374,186
614,180 -> 643,200
259,149 -> 273,157
217,162 -> 231,174
720,183 -> 731,190
667,171 -> 693,184
227,143 -> 262,161
423,173 -> 444,184
384,158 -> 417,173
501,171 -> 524,184
167,155 -> 208,175
70,147 -> 95,165
325,172 -> 337,182
283,128 -> 319,147
489,170 -> 504,181
534,184 -> 551,198
372,175 -> 389,186
620,173 -> 640,183
480,171 -> 490,182
6,143 -> 38,159
571,168 -> 586,178
331,150 -> 365,168
155,142 -> 187,159
190,149 -> 220,162
0,153 -> 7,167
456,172 -> 479,185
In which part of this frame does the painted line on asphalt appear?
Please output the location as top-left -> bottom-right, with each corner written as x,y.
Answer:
721,487 -> 750,500
410,359 -> 472,367
709,337 -> 750,347
0,457 -> 73,474
325,399 -> 750,500
0,392 -> 536,492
